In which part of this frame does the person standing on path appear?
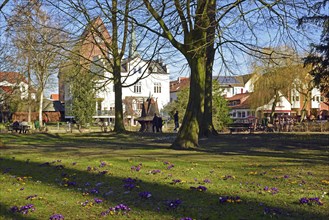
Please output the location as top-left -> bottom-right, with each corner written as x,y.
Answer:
174,111 -> 179,131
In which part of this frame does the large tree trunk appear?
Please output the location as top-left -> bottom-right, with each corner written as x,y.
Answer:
201,0 -> 217,137
300,90 -> 311,122
171,56 -> 206,149
270,92 -> 280,122
113,68 -> 125,132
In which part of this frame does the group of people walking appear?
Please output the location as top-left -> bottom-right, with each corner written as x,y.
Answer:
152,113 -> 163,133
152,110 -> 179,133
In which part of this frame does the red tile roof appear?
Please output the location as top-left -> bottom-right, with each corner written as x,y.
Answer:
0,86 -> 14,94
170,77 -> 190,93
0,72 -> 28,84
227,93 -> 250,101
50,94 -> 59,101
227,93 -> 252,109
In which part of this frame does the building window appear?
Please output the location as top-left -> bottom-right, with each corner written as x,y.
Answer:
320,96 -> 324,102
154,82 -> 161,93
134,82 -> 141,93
316,96 -> 320,102
97,100 -> 102,111
296,96 -> 299,101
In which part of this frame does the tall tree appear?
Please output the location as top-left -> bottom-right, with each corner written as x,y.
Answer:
142,1 -> 310,148
48,0 -> 160,133
300,0 -> 329,97
69,65 -> 96,130
143,0 -> 216,149
7,1 -> 62,126
291,64 -> 314,121
249,48 -> 297,122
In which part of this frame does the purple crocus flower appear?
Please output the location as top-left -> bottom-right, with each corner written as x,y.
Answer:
94,198 -> 103,204
89,188 -> 99,194
151,169 -> 161,174
203,179 -> 211,183
10,206 -> 19,212
299,197 -> 309,204
172,179 -> 181,184
99,161 -> 107,167
49,214 -> 64,220
139,191 -> 152,199
196,185 -> 207,192
26,194 -> 37,200
166,199 -> 182,209
19,204 -> 35,214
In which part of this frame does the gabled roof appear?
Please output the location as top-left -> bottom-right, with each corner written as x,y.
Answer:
227,93 -> 250,101
217,76 -> 242,86
215,74 -> 254,87
0,72 -> 28,84
0,86 -> 14,94
227,93 -> 252,109
43,99 -> 64,112
170,77 -> 190,93
121,57 -> 168,75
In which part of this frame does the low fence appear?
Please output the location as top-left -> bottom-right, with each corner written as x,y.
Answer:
290,120 -> 329,132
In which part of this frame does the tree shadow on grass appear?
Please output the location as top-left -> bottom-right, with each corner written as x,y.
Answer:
0,158 -> 328,220
197,133 -> 329,165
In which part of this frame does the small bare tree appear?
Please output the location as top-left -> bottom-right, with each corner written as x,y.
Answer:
7,0 -> 63,126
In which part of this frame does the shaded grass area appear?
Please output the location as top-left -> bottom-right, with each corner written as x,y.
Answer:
0,132 -> 328,219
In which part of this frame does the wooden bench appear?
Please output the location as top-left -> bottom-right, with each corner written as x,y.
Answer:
6,125 -> 31,133
228,123 -> 253,134
6,125 -> 20,133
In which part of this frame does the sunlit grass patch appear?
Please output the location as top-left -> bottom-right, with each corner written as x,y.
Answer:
0,132 -> 328,219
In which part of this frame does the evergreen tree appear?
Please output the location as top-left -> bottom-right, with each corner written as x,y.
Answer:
68,64 -> 96,129
300,1 -> 329,97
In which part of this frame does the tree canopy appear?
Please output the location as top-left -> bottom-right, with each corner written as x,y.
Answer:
300,0 -> 329,97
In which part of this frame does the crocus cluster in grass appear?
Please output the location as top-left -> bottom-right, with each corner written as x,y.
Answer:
3,153 -> 328,220
49,213 -> 65,220
11,204 -> 35,215
190,185 -> 207,192
166,199 -> 182,209
139,191 -> 152,199
101,204 -> 131,216
299,197 -> 323,206
219,196 -> 242,203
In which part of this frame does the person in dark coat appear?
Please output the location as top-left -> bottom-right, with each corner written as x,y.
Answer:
152,113 -> 158,133
174,111 -> 179,131
157,116 -> 163,132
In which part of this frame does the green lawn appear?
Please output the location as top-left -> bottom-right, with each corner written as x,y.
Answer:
0,132 -> 328,219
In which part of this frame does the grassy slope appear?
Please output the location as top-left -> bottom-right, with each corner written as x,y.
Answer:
0,132 -> 328,220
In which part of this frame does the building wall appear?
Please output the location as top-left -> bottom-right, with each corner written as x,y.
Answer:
65,56 -> 170,119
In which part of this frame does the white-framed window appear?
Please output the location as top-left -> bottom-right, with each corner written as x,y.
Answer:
134,82 -> 142,93
316,96 -> 320,102
154,82 -> 161,93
